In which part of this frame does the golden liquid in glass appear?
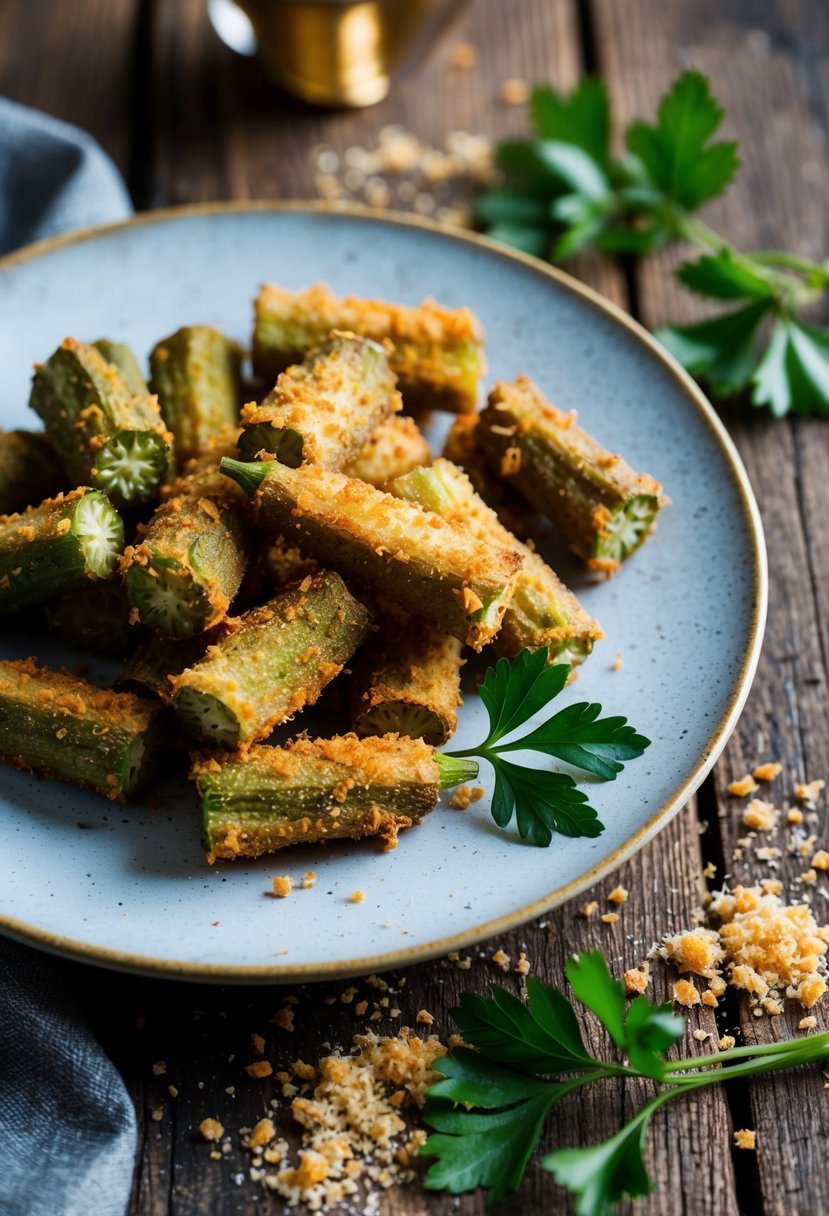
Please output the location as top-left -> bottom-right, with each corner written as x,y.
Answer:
236,0 -> 469,107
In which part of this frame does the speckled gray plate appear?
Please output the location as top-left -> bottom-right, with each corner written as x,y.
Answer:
0,203 -> 766,982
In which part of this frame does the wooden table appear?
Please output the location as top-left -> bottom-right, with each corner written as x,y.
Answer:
2,2 -> 827,1212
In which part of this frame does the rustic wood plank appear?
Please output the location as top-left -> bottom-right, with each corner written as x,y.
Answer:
591,3 -> 829,1213
0,0 -> 138,176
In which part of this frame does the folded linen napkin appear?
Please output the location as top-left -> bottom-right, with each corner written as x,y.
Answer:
0,96 -> 136,1216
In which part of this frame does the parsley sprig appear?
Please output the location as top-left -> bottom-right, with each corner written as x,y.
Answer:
477,70 -> 829,417
421,949 -> 829,1213
440,647 -> 650,846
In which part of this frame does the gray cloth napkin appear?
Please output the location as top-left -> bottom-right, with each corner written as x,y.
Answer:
0,97 -> 137,1216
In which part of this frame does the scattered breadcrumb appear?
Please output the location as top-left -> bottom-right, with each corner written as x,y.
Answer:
659,928 -> 724,979
199,1117 -> 224,1141
734,1129 -> 757,1150
692,1029 -> 709,1042
701,990 -> 719,1008
607,885 -> 628,904
611,652 -> 623,671
274,1007 -> 295,1032
500,77 -> 530,105
415,1010 -> 434,1025
787,808 -> 804,825
742,799 -> 778,831
151,1106 -> 163,1122
624,966 -> 649,994
728,774 -> 758,797
812,850 -> 829,871
301,871 -> 317,889
753,762 -> 782,782
448,784 -> 484,810
248,1118 -> 276,1148
168,1085 -> 178,1099
251,1033 -> 266,1055
272,875 -> 292,898
673,979 -> 700,1007
349,890 -> 365,905
703,860 -> 717,879
718,1035 -> 736,1051
152,1060 -> 166,1076
515,951 -> 531,976
799,1016 -> 818,1030
450,42 -> 477,69
601,912 -> 619,925
581,901 -> 598,918
795,779 -> 825,807
246,1060 -> 274,1080
491,949 -> 510,970
801,869 -> 818,885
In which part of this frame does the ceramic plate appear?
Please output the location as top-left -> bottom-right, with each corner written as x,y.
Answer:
0,204 -> 766,981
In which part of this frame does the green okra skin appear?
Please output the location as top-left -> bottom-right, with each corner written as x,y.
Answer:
0,429 -> 64,515
93,340 -> 150,396
220,458 -> 522,651
442,414 -> 531,540
351,612 -> 464,745
171,570 -> 371,748
238,331 -> 400,467
150,326 -> 242,465
478,376 -> 666,574
116,629 -> 219,705
0,488 -> 124,619
0,657 -> 163,800
47,582 -> 137,656
120,487 -> 250,638
388,459 -> 602,666
29,338 -> 172,508
252,282 -> 487,413
192,733 -> 477,861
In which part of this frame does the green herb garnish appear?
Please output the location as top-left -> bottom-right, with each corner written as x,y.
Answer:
421,949 -> 829,1213
443,647 -> 650,845
478,70 -> 829,417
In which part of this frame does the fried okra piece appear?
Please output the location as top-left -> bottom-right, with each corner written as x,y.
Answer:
220,458 -> 522,650
343,415 -> 431,486
351,612 -> 463,745
193,734 -> 479,861
93,340 -> 150,396
47,582 -> 136,656
238,332 -> 400,467
478,377 -> 665,574
442,415 -> 531,540
389,459 -> 602,665
0,657 -> 163,800
120,438 -> 250,638
253,282 -> 486,413
116,630 -> 220,705
29,338 -> 172,508
0,429 -> 64,515
0,488 -> 123,619
150,326 -> 242,464
171,571 -> 371,748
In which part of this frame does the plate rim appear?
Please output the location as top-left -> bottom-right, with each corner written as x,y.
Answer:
0,200 -> 768,982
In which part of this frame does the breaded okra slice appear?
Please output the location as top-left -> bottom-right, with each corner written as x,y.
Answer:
29,338 -> 172,508
0,429 -> 64,515
150,326 -> 242,464
0,488 -> 123,619
238,331 -> 400,466
0,657 -> 163,800
389,459 -> 602,665
351,612 -> 463,745
47,582 -> 137,656
116,630 -> 221,705
94,340 -> 150,396
220,458 -> 522,650
121,492 -> 249,637
171,571 -> 371,748
193,734 -> 479,861
253,282 -> 486,413
478,377 -> 665,574
343,415 -> 431,486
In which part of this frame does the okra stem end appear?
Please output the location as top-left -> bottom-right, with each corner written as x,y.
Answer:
220,456 -> 271,498
435,752 -> 479,790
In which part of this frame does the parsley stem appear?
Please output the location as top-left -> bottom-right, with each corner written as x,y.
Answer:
660,1045 -> 826,1088
664,1030 -> 829,1073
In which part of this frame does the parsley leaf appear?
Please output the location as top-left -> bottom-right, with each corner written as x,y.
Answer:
453,976 -> 594,1074
677,249 -> 778,300
655,298 -> 771,395
543,1110 -> 654,1216
626,70 -> 740,209
531,78 -> 612,168
752,318 -> 829,418
476,648 -> 570,744
502,701 -> 651,780
491,761 -> 604,845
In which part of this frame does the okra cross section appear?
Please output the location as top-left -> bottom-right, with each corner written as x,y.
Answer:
478,376 -> 665,574
171,571 -> 371,748
193,734 -> 476,861
30,338 -> 172,508
342,415 -> 432,487
253,282 -> 487,413
0,488 -> 123,619
351,612 -> 463,745
238,331 -> 400,467
220,458 -> 523,650
0,657 -> 163,800
389,459 -> 602,666
150,325 -> 242,464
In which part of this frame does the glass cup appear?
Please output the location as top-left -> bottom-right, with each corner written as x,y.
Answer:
208,0 -> 472,108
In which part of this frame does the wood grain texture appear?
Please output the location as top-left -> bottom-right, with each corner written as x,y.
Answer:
592,3 -> 829,1213
0,0 -> 138,175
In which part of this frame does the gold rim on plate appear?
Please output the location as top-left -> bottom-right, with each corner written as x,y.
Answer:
0,201 -> 768,982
